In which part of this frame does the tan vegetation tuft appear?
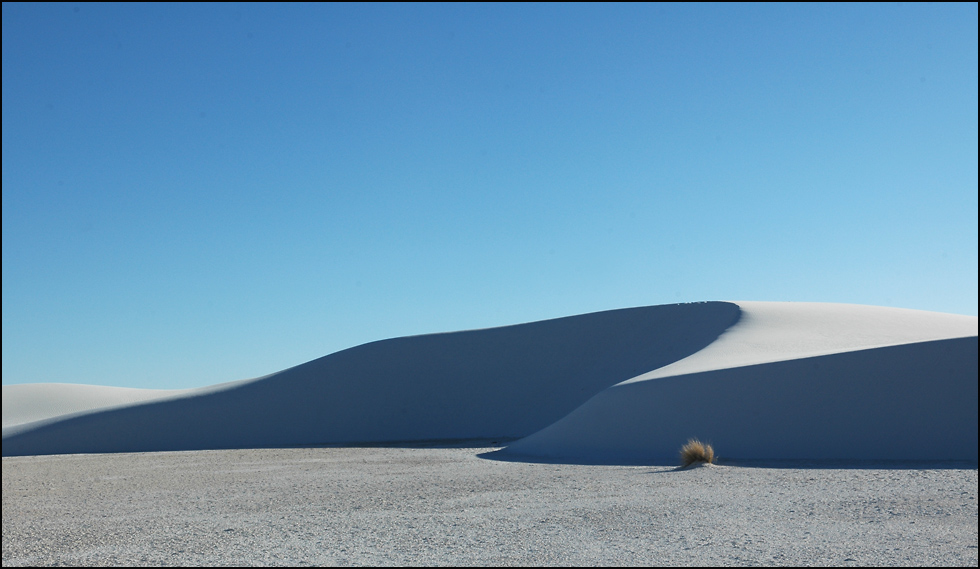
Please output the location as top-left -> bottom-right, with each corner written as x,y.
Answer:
679,438 -> 715,467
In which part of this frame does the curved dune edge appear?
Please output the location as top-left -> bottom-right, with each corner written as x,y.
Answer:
495,302 -> 977,463
494,337 -> 978,463
2,302 -> 739,457
622,301 -> 979,384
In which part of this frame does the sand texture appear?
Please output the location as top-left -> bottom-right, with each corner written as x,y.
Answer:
3,447 -> 977,566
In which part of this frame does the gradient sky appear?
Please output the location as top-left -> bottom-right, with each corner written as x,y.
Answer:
3,3 -> 977,389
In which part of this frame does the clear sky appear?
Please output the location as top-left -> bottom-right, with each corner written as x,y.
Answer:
3,3 -> 977,389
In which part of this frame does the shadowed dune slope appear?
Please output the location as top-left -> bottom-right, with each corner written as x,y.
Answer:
2,302 -> 739,456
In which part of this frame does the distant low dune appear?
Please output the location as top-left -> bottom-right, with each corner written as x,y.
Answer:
2,383 -> 196,430
3,302 -> 977,461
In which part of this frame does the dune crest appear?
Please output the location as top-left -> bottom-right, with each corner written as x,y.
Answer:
622,301 -> 978,384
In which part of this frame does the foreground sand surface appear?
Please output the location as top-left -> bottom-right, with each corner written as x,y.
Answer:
3,447 -> 977,566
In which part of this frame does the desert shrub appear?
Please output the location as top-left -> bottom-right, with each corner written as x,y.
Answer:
679,438 -> 715,467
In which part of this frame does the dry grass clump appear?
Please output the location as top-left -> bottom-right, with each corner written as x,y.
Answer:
679,438 -> 715,467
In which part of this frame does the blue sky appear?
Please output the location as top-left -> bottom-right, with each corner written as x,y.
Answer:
3,3 -> 977,389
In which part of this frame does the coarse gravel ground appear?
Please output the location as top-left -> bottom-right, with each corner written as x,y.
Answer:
2,446 -> 977,566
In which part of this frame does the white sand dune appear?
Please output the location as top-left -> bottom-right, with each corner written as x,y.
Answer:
2,301 -> 976,461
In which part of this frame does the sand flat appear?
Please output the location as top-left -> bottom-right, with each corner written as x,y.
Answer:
3,447 -> 977,566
